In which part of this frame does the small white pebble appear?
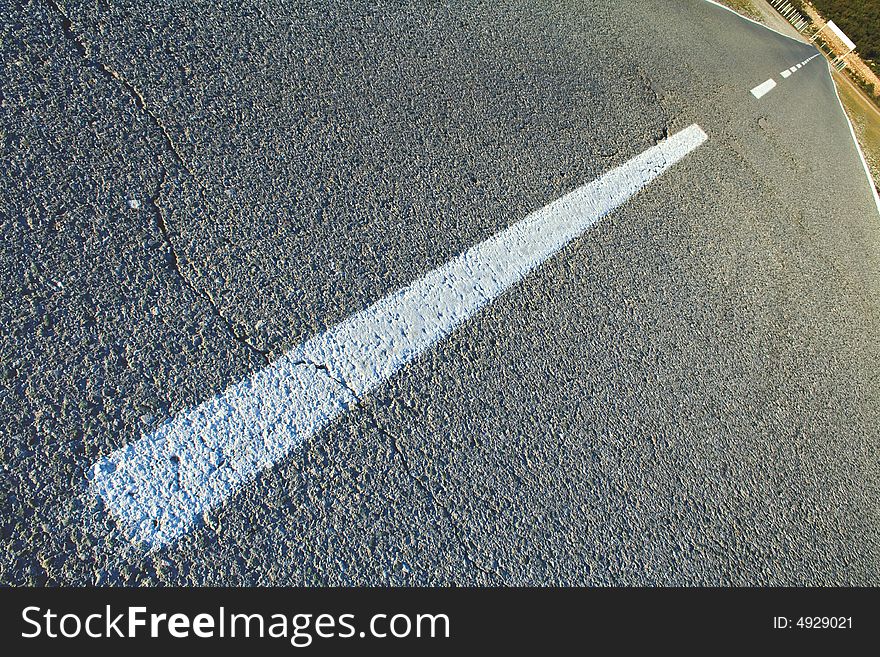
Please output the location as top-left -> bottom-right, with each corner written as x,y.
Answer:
127,198 -> 141,210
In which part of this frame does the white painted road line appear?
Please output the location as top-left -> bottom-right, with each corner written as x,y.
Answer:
781,55 -> 820,80
89,124 -> 710,547
702,0 -> 808,45
826,61 -> 880,216
751,78 -> 777,99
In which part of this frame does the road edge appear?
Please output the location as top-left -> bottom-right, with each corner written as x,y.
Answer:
703,0 -> 879,218
702,0 -> 808,45
825,60 -> 880,217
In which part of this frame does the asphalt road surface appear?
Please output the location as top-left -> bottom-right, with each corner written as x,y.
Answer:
2,0 -> 879,585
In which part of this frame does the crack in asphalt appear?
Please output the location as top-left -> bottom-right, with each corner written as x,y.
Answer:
44,0 -> 269,364
379,426 -> 503,583
148,172 -> 270,364
596,71 -> 669,159
636,68 -> 673,146
44,0 -> 204,189
292,359 -> 361,403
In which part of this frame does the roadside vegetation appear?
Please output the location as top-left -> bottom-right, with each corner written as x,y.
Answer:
835,72 -> 880,188
801,0 -> 880,72
719,0 -> 765,21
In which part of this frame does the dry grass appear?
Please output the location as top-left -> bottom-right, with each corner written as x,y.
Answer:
834,71 -> 880,189
715,0 -> 765,22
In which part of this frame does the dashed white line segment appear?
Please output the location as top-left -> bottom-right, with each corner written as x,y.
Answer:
758,54 -> 821,97
751,78 -> 777,99
89,124 -> 710,548
781,54 -> 820,80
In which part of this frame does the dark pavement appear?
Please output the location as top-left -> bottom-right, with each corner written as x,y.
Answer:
1,0 -> 878,585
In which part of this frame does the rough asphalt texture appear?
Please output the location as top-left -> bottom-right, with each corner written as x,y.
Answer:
2,0 -> 879,585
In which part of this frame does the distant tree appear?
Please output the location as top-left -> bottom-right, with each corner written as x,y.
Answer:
808,0 -> 880,61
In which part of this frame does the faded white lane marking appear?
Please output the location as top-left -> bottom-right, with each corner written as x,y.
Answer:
89,125 -> 710,547
751,78 -> 777,99
782,55 -> 820,80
